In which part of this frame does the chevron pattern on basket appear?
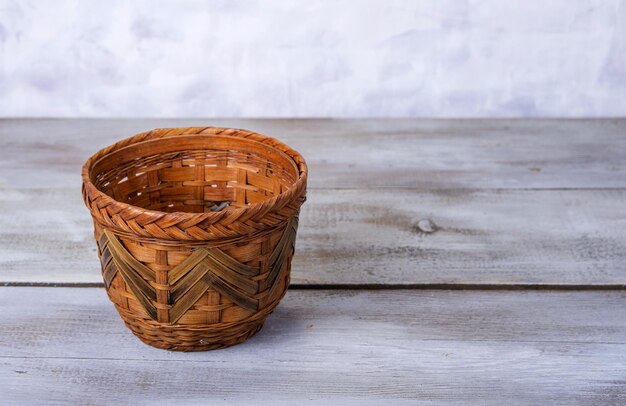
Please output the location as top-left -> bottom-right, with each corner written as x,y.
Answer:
97,217 -> 298,324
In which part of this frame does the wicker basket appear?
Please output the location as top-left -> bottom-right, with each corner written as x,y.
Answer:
81,127 -> 307,351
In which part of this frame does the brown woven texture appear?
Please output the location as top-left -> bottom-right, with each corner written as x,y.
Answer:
81,127 -> 307,351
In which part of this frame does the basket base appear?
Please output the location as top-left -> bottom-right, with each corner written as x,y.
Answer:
118,310 -> 268,351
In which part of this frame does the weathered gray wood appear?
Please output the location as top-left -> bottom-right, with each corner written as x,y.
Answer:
2,119 -> 624,404
0,287 -> 624,404
1,187 -> 625,286
1,119 -> 624,285
1,118 -> 625,189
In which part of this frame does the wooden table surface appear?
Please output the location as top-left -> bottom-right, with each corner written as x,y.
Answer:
0,119 -> 624,404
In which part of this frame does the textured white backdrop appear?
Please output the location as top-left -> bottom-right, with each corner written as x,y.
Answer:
0,0 -> 625,117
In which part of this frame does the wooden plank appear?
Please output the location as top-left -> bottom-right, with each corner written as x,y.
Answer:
1,187 -> 625,286
0,287 -> 624,404
0,119 -> 625,189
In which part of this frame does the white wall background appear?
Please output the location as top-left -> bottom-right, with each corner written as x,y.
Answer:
0,0 -> 625,118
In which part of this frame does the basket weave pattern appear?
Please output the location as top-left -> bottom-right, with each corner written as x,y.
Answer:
81,127 -> 307,351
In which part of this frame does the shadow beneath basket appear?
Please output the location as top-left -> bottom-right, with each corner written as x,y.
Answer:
247,309 -> 308,346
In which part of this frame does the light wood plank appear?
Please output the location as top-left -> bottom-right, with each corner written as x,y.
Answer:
1,118 -> 625,189
1,187 -> 624,285
0,287 -> 624,404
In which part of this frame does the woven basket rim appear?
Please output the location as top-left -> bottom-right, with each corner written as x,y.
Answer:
82,127 -> 307,229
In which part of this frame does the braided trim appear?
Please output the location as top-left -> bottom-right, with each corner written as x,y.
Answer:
82,127 -> 307,241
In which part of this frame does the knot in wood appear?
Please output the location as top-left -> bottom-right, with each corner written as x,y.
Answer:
414,218 -> 437,234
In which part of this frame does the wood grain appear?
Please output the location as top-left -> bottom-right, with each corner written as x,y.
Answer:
0,287 -> 624,404
2,119 -> 624,404
1,118 -> 625,190
1,187 -> 624,286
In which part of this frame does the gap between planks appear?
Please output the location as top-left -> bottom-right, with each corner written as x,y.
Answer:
2,281 -> 624,290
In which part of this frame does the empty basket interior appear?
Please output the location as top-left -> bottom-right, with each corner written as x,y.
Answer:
89,135 -> 299,213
